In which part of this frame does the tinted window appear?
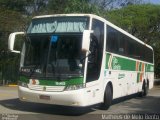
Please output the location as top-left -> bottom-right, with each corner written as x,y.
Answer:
106,25 -> 153,63
106,26 -> 118,53
86,19 -> 104,82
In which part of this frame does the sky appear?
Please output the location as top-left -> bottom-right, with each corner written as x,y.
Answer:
146,0 -> 160,4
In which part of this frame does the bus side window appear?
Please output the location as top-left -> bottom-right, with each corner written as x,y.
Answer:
106,26 -> 118,53
118,33 -> 125,55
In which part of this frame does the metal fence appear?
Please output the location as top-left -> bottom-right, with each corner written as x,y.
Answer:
0,52 -> 20,85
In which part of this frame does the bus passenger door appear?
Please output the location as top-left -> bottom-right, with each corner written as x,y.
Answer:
85,18 -> 104,105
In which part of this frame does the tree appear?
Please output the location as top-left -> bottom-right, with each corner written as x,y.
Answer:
90,0 -> 143,10
43,0 -> 92,14
0,0 -> 26,11
0,7 -> 26,84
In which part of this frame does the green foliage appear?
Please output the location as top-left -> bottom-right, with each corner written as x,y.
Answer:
0,7 -> 26,84
0,7 -> 26,51
41,0 -> 103,15
0,0 -> 27,12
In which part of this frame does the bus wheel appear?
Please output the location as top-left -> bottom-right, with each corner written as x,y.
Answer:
100,84 -> 113,110
140,81 -> 149,97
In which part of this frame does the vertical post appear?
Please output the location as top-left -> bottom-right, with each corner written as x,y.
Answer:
0,65 -> 1,85
2,79 -> 5,85
2,62 -> 5,85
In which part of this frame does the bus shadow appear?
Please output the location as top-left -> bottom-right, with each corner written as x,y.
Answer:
105,93 -> 160,113
1,93 -> 158,115
0,93 -> 139,115
0,98 -> 95,116
112,93 -> 139,105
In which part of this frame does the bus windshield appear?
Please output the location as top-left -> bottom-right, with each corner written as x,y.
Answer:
20,16 -> 89,80
21,34 -> 85,80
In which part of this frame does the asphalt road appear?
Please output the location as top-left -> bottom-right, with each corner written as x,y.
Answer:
0,85 -> 160,120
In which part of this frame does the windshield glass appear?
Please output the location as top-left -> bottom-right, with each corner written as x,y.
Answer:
20,34 -> 85,80
21,16 -> 89,80
27,16 -> 89,33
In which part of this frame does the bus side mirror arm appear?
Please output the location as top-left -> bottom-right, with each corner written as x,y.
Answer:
82,30 -> 93,52
8,32 -> 25,53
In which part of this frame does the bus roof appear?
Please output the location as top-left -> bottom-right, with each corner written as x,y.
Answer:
32,14 -> 94,19
32,14 -> 153,51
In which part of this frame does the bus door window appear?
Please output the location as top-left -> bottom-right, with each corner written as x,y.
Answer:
86,19 -> 104,82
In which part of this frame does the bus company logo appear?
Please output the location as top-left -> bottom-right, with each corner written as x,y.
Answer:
112,57 -> 121,70
118,73 -> 125,79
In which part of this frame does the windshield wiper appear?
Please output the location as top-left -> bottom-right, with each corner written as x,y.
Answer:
29,64 -> 40,77
80,51 -> 91,63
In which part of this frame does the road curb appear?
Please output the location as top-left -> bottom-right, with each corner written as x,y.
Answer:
7,84 -> 18,87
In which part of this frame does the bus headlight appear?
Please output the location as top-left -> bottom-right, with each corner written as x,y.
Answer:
18,81 -> 28,88
65,84 -> 85,91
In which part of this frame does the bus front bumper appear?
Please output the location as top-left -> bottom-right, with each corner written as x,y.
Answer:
18,86 -> 87,107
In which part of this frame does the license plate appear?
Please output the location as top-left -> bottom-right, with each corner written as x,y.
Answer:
39,95 -> 50,100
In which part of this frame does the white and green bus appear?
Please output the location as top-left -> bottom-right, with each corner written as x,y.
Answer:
8,14 -> 154,109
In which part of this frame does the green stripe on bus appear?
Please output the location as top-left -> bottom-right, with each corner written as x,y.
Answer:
20,76 -> 84,86
20,76 -> 29,83
146,64 -> 154,72
112,56 -> 136,71
105,53 -> 154,72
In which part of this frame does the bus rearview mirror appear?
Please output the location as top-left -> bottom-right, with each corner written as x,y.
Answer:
8,32 -> 25,53
82,30 -> 93,52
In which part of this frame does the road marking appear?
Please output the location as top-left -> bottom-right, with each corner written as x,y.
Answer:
0,93 -> 17,97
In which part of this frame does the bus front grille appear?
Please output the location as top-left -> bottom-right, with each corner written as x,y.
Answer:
28,85 -> 65,92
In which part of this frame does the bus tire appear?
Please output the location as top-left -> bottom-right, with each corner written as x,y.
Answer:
140,80 -> 149,97
100,84 -> 113,110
